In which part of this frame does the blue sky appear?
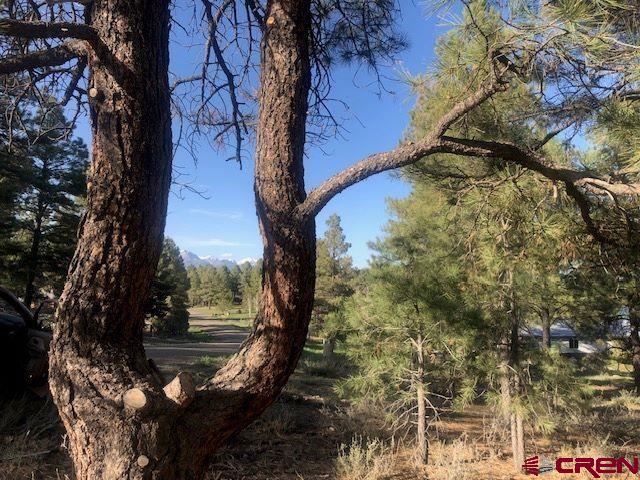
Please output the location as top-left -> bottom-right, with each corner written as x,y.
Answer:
78,3 -> 448,267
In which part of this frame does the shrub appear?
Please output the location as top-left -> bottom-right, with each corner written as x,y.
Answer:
336,436 -> 395,480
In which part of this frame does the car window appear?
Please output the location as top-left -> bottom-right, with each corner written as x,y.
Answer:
0,296 -> 21,318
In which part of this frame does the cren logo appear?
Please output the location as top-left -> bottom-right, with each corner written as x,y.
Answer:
522,456 -> 539,476
523,455 -> 554,475
523,455 -> 640,477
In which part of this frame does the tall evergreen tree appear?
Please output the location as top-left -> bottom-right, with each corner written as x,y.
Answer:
240,261 -> 262,315
313,214 -> 354,363
341,185 -> 476,465
146,237 -> 190,335
0,102 -> 88,305
0,86 -> 30,287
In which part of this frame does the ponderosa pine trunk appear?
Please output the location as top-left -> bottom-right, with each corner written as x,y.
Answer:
515,410 -> 525,469
540,308 -> 551,351
49,0 -> 317,478
48,0 -> 177,478
499,283 -> 525,472
510,302 -> 525,470
415,332 -> 428,465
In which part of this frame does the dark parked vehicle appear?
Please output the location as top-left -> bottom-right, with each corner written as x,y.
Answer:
0,286 -> 52,396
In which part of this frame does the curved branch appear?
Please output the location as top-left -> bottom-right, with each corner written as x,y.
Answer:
0,19 -> 98,42
297,115 -> 639,225
297,79 -> 509,219
0,40 -> 86,75
298,139 -> 440,219
435,136 -> 640,197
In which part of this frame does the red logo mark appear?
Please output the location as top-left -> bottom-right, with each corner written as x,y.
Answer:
523,456 -> 539,476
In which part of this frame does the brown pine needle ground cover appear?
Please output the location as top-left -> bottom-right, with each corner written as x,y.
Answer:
2,319 -> 640,480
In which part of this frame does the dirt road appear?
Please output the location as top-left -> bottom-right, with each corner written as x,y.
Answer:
144,312 -> 250,375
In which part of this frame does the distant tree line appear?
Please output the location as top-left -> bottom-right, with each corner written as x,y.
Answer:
146,245 -> 264,336
187,261 -> 263,315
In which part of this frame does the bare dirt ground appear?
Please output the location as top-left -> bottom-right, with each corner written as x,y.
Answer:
2,311 -> 640,480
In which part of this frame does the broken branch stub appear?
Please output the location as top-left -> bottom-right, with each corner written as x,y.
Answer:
123,388 -> 148,411
163,372 -> 195,408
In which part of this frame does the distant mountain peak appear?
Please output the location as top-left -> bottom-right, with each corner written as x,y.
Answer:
238,257 -> 258,265
180,250 -> 257,268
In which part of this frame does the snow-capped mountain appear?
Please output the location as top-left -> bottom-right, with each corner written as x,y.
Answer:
179,250 -> 209,267
180,250 -> 257,268
238,257 -> 259,265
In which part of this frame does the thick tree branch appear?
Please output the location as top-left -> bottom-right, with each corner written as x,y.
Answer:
297,79 -> 509,219
61,55 -> 87,105
0,40 -> 86,75
0,19 -> 98,42
435,136 -> 640,197
298,139 -> 440,220
298,108 -> 639,226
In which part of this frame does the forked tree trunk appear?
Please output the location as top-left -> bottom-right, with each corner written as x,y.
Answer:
50,0 -> 317,478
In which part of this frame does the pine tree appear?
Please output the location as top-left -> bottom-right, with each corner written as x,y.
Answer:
240,261 -> 262,315
340,185 -> 478,465
0,88 -> 30,287
313,214 -> 354,363
187,267 -> 202,306
146,238 -> 190,335
0,102 -> 88,305
191,265 -> 235,312
229,264 -> 242,305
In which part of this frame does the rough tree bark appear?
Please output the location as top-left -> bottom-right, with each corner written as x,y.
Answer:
48,0 -> 315,478
175,1 -> 316,474
45,0 -> 314,477
48,0 -> 177,478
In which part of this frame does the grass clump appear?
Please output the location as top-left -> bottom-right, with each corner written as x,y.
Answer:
336,436 -> 395,480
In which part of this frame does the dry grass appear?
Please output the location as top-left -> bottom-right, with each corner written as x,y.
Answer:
335,437 -> 396,480
426,434 -> 484,480
4,355 -> 640,479
0,396 -> 68,480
